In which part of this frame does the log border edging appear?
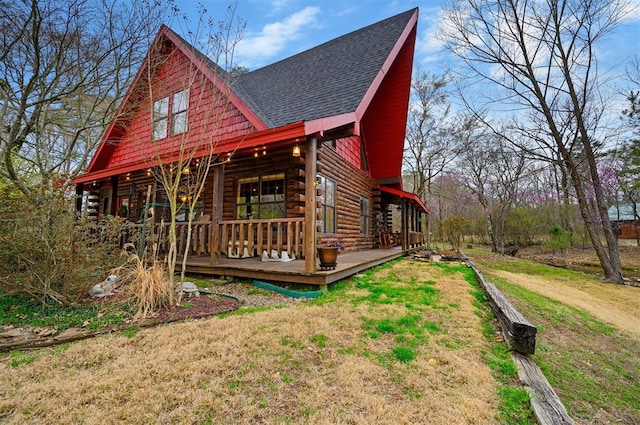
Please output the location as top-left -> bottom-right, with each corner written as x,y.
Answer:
466,260 -> 574,425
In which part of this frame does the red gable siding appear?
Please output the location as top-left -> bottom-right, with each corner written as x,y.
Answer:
360,23 -> 416,183
103,44 -> 257,170
334,136 -> 362,170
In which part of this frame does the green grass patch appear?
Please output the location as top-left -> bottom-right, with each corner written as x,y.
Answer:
246,288 -> 271,296
463,265 -> 535,423
491,278 -> 640,422
309,333 -> 327,348
391,346 -> 416,363
9,350 -> 39,368
0,291 -> 129,331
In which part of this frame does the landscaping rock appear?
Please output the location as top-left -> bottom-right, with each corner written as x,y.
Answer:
90,274 -> 118,298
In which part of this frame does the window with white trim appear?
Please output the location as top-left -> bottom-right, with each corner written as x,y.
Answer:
317,174 -> 336,233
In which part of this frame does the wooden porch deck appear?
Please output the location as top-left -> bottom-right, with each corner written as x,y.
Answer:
184,246 -> 412,287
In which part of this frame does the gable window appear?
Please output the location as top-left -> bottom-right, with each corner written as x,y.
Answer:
153,97 -> 168,140
236,173 -> 285,219
360,195 -> 370,235
152,89 -> 188,140
317,174 -> 336,234
171,89 -> 188,135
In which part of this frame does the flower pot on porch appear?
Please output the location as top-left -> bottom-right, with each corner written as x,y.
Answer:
317,247 -> 339,270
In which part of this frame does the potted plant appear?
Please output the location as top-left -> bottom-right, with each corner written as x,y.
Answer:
317,236 -> 345,270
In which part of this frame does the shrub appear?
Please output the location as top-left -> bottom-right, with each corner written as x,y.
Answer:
114,251 -> 171,320
0,189 -> 129,304
545,225 -> 572,253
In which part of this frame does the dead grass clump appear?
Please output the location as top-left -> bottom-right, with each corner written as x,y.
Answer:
113,247 -> 171,319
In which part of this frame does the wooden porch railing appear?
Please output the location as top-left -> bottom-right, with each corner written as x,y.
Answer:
154,220 -> 212,256
153,217 -> 306,260
409,231 -> 423,247
217,218 -> 305,260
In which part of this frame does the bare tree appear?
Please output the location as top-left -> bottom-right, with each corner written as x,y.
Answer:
440,0 -> 631,282
142,3 -> 245,302
404,70 -> 468,247
458,133 -> 527,253
0,0 -> 168,204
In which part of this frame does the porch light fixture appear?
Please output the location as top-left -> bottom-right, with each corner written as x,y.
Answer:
262,147 -> 267,155
182,166 -> 190,175
292,143 -> 301,157
146,168 -> 152,176
254,151 -> 259,158
126,173 -> 131,181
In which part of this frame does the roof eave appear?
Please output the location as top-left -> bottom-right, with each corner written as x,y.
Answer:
303,112 -> 359,137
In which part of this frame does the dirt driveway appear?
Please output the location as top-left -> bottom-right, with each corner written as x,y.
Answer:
490,270 -> 640,337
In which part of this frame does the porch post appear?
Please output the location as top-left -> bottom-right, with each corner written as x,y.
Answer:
401,199 -> 409,251
75,184 -> 84,218
304,137 -> 318,273
210,164 -> 225,265
109,176 -> 118,216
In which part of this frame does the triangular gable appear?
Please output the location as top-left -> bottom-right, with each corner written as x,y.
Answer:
235,8 -> 418,132
359,15 -> 417,183
85,25 -> 267,175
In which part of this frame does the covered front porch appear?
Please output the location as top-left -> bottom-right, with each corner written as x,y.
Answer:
155,215 -> 423,288
184,245 -> 410,288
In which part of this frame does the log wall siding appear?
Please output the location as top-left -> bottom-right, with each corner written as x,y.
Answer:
208,146 -> 306,221
317,144 -> 374,251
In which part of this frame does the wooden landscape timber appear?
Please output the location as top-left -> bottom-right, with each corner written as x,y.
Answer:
467,261 -> 575,425
469,262 -> 537,354
513,353 -> 575,425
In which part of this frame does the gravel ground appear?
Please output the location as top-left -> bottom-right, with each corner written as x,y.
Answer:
201,281 -> 310,308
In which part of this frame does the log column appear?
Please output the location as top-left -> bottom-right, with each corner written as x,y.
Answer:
304,137 -> 318,273
75,184 -> 84,217
401,199 -> 408,251
109,176 -> 118,216
210,164 -> 225,265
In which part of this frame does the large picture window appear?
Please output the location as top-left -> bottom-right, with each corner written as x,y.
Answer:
236,173 -> 285,219
317,174 -> 336,233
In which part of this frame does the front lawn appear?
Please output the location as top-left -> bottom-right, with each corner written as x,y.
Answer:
0,260 -> 529,424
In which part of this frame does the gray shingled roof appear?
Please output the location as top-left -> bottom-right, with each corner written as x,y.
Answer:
609,204 -> 640,221
233,9 -> 417,128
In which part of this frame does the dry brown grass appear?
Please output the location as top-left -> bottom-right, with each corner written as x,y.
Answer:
114,250 -> 171,319
0,261 -> 498,424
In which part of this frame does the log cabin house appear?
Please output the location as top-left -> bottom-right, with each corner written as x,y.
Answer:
73,8 -> 428,287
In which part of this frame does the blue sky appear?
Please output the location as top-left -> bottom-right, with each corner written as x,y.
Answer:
171,0 -> 450,71
171,0 -> 640,76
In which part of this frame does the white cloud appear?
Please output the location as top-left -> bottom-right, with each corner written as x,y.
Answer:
414,7 -> 447,62
235,6 -> 320,68
621,0 -> 640,21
